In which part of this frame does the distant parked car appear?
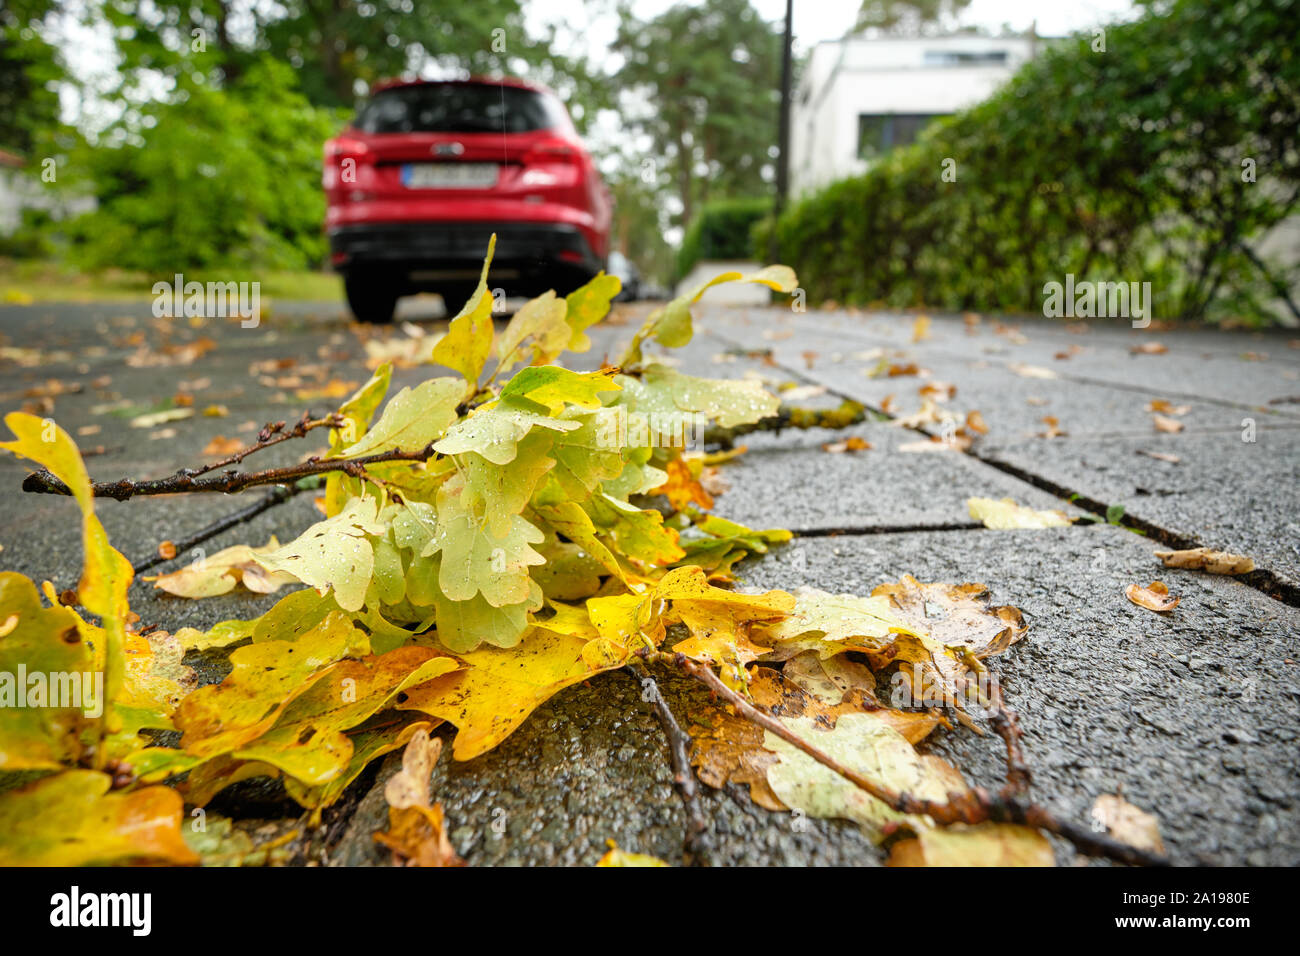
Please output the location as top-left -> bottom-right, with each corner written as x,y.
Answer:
323,77 -> 612,323
607,251 -> 641,301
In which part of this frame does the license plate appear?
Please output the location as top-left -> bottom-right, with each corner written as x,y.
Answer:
402,162 -> 498,189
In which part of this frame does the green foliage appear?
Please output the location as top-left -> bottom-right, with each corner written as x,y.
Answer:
65,60 -> 339,273
769,0 -> 1300,324
0,1 -> 62,155
614,0 -> 783,227
678,198 -> 773,278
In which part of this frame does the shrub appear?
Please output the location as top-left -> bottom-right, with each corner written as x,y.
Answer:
767,0 -> 1300,324
678,197 -> 772,278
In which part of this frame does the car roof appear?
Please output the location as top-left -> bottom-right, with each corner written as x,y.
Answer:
369,76 -> 556,97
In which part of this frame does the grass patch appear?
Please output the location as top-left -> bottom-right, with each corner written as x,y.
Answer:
0,258 -> 342,304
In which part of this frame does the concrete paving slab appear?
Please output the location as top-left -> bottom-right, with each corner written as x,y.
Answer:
980,428 -> 1300,590
711,421 -> 1086,532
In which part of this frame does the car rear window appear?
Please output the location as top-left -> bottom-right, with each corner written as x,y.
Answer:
356,83 -> 565,134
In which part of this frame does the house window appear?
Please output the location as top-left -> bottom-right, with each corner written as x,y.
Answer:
857,114 -> 945,159
922,50 -> 1009,66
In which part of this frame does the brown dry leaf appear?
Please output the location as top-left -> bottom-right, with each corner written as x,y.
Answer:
201,435 -> 245,457
687,667 -> 940,811
1090,794 -> 1165,855
1154,547 -> 1254,575
157,540 -> 177,560
887,362 -> 921,377
1146,399 -> 1190,415
821,436 -> 871,454
145,538 -> 298,598
919,381 -> 956,401
1136,449 -> 1180,464
965,410 -> 988,435
871,576 -> 1027,662
911,315 -> 931,343
1131,341 -> 1168,355
888,823 -> 1054,866
1039,415 -> 1067,438
1125,581 -> 1180,612
1054,345 -> 1083,360
1152,413 -> 1184,433
879,394 -> 898,414
1008,363 -> 1057,379
801,350 -> 817,369
373,729 -> 464,867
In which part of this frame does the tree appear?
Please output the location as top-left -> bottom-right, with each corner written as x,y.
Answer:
613,0 -> 783,227
0,0 -> 63,154
853,0 -> 972,36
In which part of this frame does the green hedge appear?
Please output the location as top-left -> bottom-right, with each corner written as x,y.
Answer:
678,197 -> 772,278
764,0 -> 1300,324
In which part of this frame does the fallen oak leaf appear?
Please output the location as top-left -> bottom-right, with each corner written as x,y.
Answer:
596,841 -> 669,866
145,537 -> 298,598
1089,794 -> 1165,855
888,822 -> 1054,866
821,436 -> 871,454
373,728 -> 464,867
967,496 -> 1072,530
1125,581 -> 1180,612
1154,547 -> 1254,575
764,713 -> 968,841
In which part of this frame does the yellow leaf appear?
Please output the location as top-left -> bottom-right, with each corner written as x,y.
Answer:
967,496 -> 1072,529
430,233 -> 497,390
145,537 -> 298,598
1155,547 -> 1253,575
596,841 -> 669,867
1,413 -> 132,723
398,625 -> 628,760
0,770 -> 197,866
888,823 -> 1054,866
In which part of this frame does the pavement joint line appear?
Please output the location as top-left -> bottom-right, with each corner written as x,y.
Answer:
705,320 -> 1300,609
975,451 -> 1300,608
791,523 -> 984,537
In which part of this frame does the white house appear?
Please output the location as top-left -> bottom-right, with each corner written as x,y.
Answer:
789,34 -> 1040,197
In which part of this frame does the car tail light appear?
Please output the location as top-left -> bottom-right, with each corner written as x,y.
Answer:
325,136 -> 371,160
522,138 -> 579,165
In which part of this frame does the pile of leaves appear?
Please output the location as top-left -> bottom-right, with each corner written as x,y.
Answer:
0,244 -> 1156,866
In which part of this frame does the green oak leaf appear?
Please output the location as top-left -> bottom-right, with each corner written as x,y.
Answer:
433,477 -> 546,607
255,497 -> 387,612
337,377 -> 463,458
496,291 -> 570,372
430,233 -> 497,389
497,365 -> 620,413
564,272 -> 621,352
434,395 -> 579,466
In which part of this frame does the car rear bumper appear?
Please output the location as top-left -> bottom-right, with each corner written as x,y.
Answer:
328,221 -> 603,293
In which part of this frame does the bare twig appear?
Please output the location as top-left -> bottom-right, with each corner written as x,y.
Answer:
658,652 -> 1169,867
626,664 -> 712,866
189,411 -> 343,477
22,443 -> 439,500
131,480 -> 316,575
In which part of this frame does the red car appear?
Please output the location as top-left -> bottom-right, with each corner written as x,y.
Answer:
323,77 -> 612,323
